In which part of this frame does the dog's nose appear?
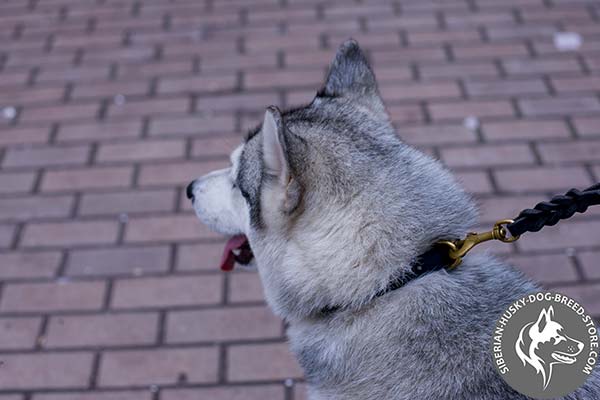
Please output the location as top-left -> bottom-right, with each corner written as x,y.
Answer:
186,181 -> 196,201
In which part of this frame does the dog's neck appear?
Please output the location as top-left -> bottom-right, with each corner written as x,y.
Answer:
318,243 -> 456,316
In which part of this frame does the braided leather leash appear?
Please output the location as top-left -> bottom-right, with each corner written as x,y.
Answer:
506,182 -> 600,237
439,183 -> 600,268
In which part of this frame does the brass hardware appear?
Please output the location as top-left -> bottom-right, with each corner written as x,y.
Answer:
438,219 -> 520,269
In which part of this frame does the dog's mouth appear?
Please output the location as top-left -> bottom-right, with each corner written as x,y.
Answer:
552,351 -> 578,364
220,234 -> 254,271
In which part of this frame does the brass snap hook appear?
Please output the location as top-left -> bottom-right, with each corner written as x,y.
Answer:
438,219 -> 520,269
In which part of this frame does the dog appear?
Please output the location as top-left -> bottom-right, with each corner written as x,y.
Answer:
516,306 -> 585,390
187,40 -> 600,399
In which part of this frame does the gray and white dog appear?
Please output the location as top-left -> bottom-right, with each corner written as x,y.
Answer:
187,40 -> 600,399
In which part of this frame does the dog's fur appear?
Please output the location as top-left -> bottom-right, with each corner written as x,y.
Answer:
516,306 -> 585,390
188,40 -> 600,399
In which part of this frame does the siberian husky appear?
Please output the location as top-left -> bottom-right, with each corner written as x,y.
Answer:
186,40 -> 600,399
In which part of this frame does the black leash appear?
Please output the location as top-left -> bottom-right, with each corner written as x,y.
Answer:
506,183 -> 600,237
319,184 -> 600,316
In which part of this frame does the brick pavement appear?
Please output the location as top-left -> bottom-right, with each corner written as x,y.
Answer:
0,0 -> 600,398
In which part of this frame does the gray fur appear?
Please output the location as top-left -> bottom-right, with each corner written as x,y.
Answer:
189,40 -> 600,399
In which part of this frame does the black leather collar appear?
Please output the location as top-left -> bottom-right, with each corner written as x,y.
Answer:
319,243 -> 455,316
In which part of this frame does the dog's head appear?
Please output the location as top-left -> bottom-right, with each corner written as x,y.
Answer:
187,40 -> 477,319
516,306 -> 584,388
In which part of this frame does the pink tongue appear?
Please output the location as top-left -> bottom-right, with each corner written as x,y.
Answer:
220,235 -> 248,271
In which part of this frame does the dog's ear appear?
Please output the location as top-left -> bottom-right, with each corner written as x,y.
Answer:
535,307 -> 551,333
261,106 -> 302,213
319,39 -> 385,115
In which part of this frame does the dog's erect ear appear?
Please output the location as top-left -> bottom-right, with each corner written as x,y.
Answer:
261,106 -> 302,213
535,307 -> 552,333
319,39 -> 385,115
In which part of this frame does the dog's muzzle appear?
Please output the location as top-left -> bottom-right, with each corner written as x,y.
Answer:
186,180 -> 254,271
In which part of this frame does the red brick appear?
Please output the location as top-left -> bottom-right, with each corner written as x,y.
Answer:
33,392 -> 151,400
371,47 -> 447,64
3,145 -> 90,168
518,220 -> 600,251
453,171 -> 494,194
245,69 -> 324,90
367,13 -> 438,31
295,383 -> 308,400
111,275 -> 222,309
20,103 -> 100,124
552,76 -> 600,93
228,272 -> 264,303
0,224 -> 16,248
429,100 -> 514,120
167,306 -> 281,343
482,120 -> 570,141
71,80 -> 150,100
21,220 -> 118,247
386,104 -> 425,124
325,3 -> 387,18
138,160 -> 228,186
445,11 -> 515,27
487,24 -> 557,40
192,135 -> 241,158
98,347 -> 219,386
494,167 -> 592,193
380,81 -> 461,102
519,97 -> 600,117
452,43 -> 529,60
478,195 -> 541,223
80,189 -> 175,216
0,317 -> 42,349
0,352 -> 93,389
398,124 -> 477,146
177,242 -> 225,271
195,92 -> 279,113
0,281 -> 106,312
419,62 -> 499,79
407,29 -> 480,44
506,253 -> 578,284
158,74 -> 237,94
502,57 -> 581,75
537,140 -> 600,163
45,313 -> 158,348
162,386 -> 285,400
552,283 -> 600,317
67,245 -> 170,277
108,97 -> 190,118
201,54 -> 279,72
117,60 -> 193,79
362,66 -> 414,82
0,171 -> 37,194
579,250 -> 600,280
573,117 -> 600,137
464,78 -> 548,97
56,120 -> 143,142
0,126 -> 50,146
248,8 -> 317,24
441,144 -> 535,167
149,114 -> 235,136
0,251 -> 61,279
126,214 -> 220,243
0,86 -> 64,106
96,139 -> 185,163
0,195 -> 73,221
227,343 -> 303,381
41,166 -> 133,192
